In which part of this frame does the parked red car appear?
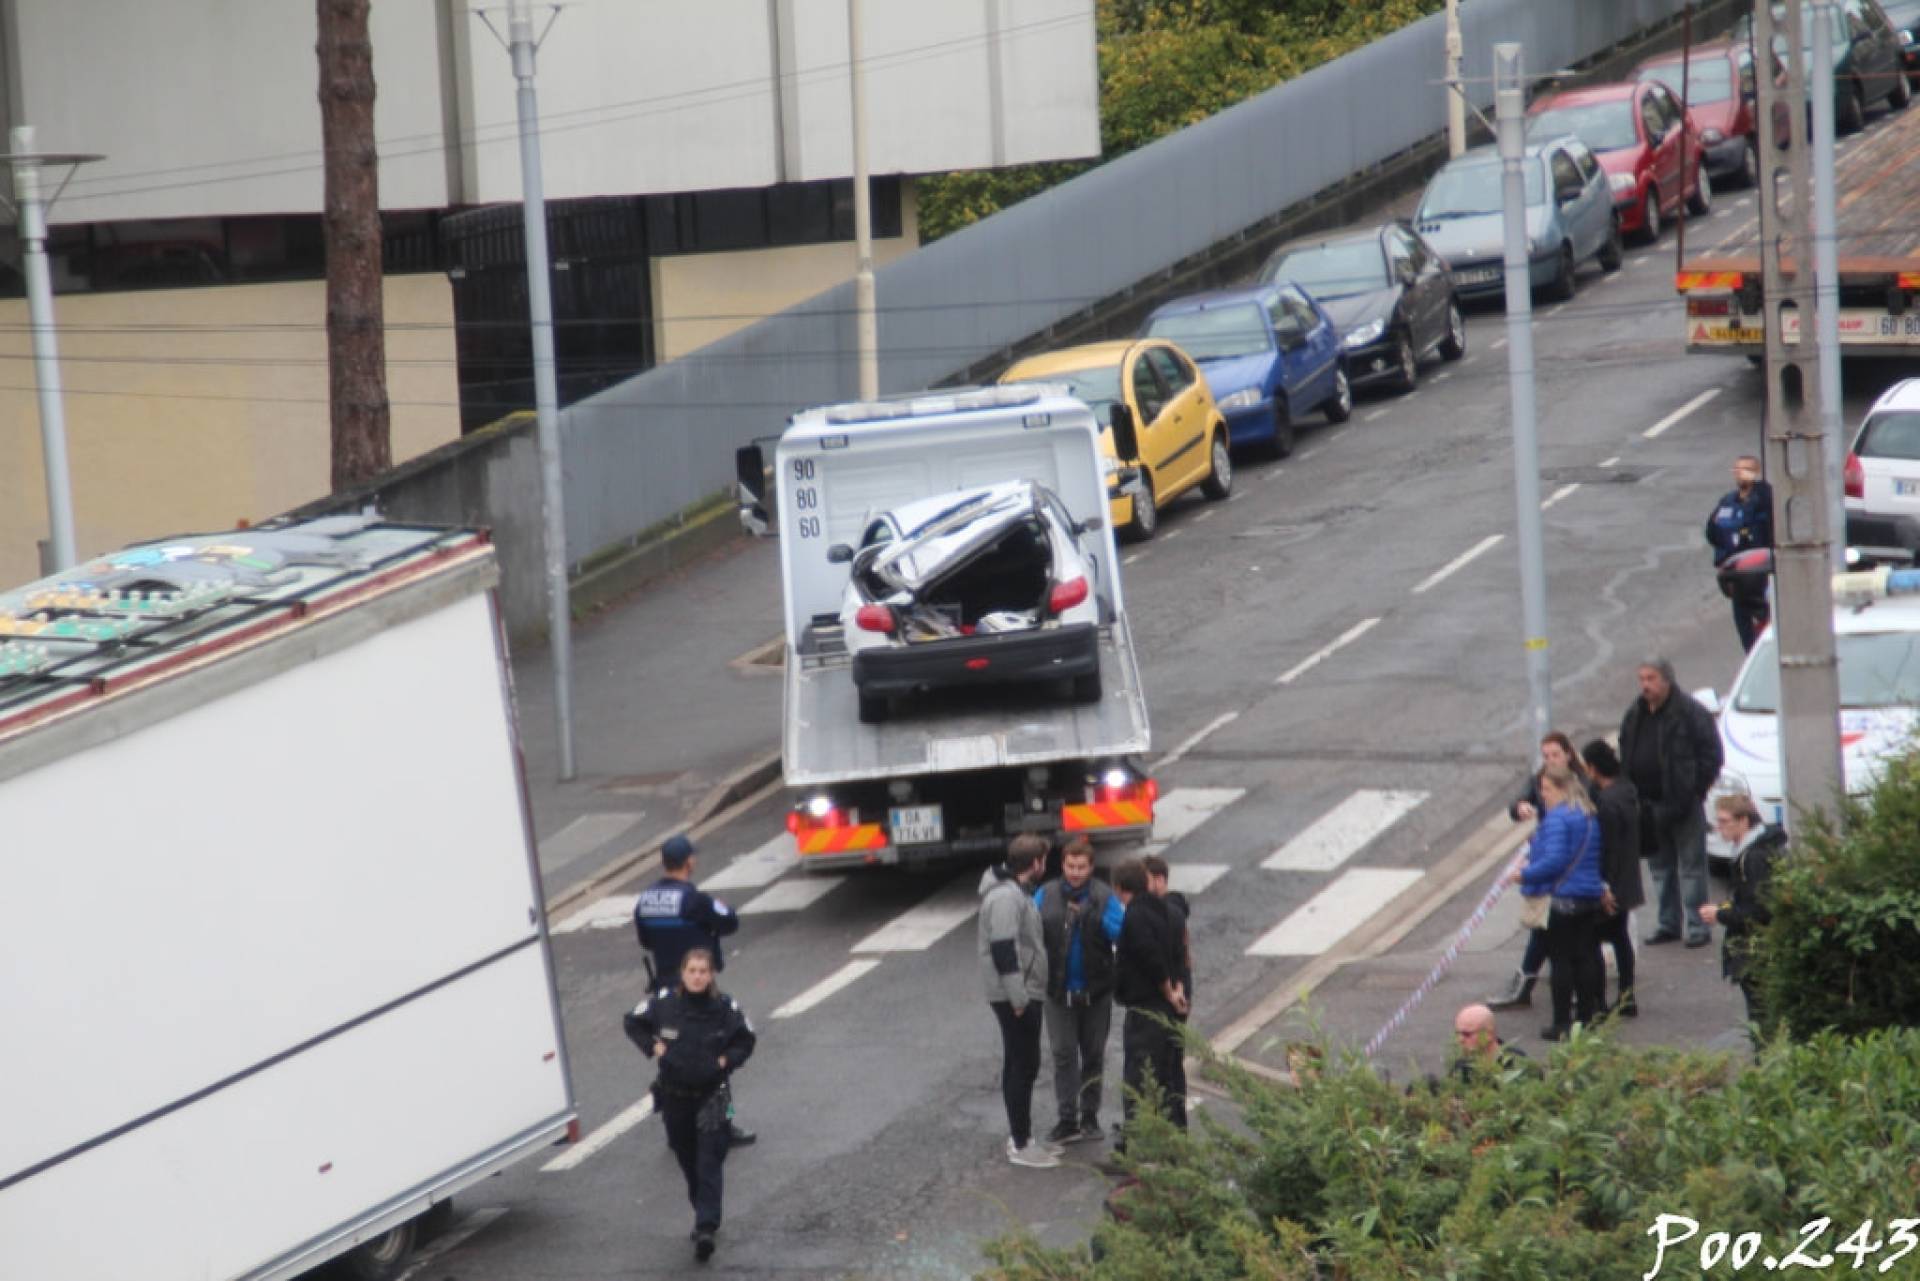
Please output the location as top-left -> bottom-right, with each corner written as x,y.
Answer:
1527,80 -> 1709,244
1633,40 -> 1774,190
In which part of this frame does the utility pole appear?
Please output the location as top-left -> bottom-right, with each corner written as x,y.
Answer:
3,129 -> 100,573
477,0 -> 577,780
1809,0 -> 1846,567
1493,43 -> 1552,762
1753,0 -> 1844,822
848,0 -> 879,400
1445,0 -> 1467,157
316,0 -> 393,492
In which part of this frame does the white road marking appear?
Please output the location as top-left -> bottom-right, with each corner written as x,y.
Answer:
1600,454 -> 1620,468
852,876 -> 977,953
540,812 -> 644,868
1162,529 -> 1183,541
1275,616 -> 1380,685
1123,551 -> 1144,566
1598,272 -> 1618,285
1194,508 -> 1217,523
1541,482 -> 1580,511
1145,787 -> 1246,853
1265,466 -> 1286,481
394,1207 -> 510,1279
544,1098 -> 654,1172
1168,863 -> 1232,894
1546,303 -> 1567,318
1712,207 -> 1731,218
772,959 -> 881,1018
1154,711 -> 1239,769
1262,789 -> 1429,872
1363,406 -> 1391,422
1432,370 -> 1452,382
740,875 -> 844,914
552,893 -> 638,935
1491,336 -> 1507,350
1643,387 -> 1721,439
1410,534 -> 1503,595
702,834 -> 797,892
1245,868 -> 1426,956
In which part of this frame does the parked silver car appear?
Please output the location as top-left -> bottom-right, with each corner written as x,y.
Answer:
1845,377 -> 1920,564
833,480 -> 1105,723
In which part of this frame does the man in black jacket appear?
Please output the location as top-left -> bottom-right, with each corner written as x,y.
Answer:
1111,858 -> 1187,1149
1582,740 -> 1646,1016
1619,659 -> 1723,949
1700,792 -> 1787,1039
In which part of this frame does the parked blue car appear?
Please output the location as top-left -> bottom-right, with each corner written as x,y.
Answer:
1141,283 -> 1351,459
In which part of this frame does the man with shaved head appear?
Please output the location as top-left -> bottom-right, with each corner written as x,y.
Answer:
1449,1003 -> 1526,1082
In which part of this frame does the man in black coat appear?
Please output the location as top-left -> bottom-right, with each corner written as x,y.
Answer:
1701,792 -> 1788,1039
1704,454 -> 1775,651
1110,858 -> 1187,1150
1619,658 -> 1723,949
1583,740 -> 1646,1016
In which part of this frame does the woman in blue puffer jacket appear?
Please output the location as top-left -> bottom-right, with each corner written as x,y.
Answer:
1508,764 -> 1606,1040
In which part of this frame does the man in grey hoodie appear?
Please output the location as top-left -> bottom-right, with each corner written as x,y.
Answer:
978,833 -> 1055,1167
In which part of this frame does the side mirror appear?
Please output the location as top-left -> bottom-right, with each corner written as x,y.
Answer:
1395,261 -> 1416,286
1074,516 -> 1105,535
1108,403 -> 1141,464
735,441 -> 778,538
1694,687 -> 1722,715
827,543 -> 854,564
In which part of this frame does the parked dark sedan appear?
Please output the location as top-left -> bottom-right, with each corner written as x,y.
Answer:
1259,222 -> 1466,392
1733,0 -> 1911,131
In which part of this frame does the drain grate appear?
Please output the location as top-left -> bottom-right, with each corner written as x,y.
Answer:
1542,466 -> 1645,485
1234,522 -> 1323,546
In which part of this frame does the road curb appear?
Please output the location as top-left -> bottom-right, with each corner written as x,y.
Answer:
543,748 -> 785,921
1208,802 -> 1531,1063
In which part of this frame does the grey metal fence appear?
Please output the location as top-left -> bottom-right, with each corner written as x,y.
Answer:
557,0 -> 1693,578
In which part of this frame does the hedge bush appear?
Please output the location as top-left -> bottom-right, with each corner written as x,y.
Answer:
917,0 -> 1444,243
1753,746 -> 1920,1038
981,1027 -> 1920,1279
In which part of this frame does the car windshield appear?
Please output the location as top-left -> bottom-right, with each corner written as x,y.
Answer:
1733,629 -> 1920,713
1145,304 -> 1271,359
1419,158 -> 1545,217
1265,241 -> 1387,298
1528,101 -> 1639,152
1737,7 -> 1849,66
1635,56 -> 1735,105
1029,363 -> 1123,423
1856,410 -> 1920,460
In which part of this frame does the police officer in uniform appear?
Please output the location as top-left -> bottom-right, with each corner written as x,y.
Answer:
624,948 -> 756,1263
634,834 -> 754,1145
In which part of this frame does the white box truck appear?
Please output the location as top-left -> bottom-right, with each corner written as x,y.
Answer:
0,516 -> 576,1281
735,386 -> 1156,870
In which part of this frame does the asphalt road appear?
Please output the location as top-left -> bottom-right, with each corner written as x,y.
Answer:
372,110 -> 1920,1281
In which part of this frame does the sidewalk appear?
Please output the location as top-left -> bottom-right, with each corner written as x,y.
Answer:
509,533 -> 787,896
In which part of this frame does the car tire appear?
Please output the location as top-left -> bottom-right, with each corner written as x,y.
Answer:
1840,83 -> 1865,134
1640,188 -> 1662,244
1390,330 -> 1417,394
1547,243 -> 1577,303
1598,216 -> 1624,272
1071,670 -> 1103,704
1123,473 -> 1159,542
1262,397 -> 1295,460
1739,140 -> 1759,190
1891,71 -> 1912,110
1686,164 -> 1712,218
857,691 -> 889,724
1438,300 -> 1467,360
1323,366 -> 1352,424
340,1222 -> 417,1281
1201,430 -> 1234,499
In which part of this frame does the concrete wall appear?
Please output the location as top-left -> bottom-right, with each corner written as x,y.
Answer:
0,275 -> 459,585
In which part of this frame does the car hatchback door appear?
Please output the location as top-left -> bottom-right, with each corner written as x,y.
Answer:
1144,345 -> 1210,490
1856,409 -> 1920,518
1125,345 -> 1182,492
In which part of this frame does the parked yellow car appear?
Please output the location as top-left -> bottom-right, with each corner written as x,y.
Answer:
999,339 -> 1232,540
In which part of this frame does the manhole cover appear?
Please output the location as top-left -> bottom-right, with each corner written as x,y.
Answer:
1234,522 -> 1322,547
1542,466 -> 1645,485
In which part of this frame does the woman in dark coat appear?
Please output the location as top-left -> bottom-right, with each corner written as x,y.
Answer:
1701,792 -> 1788,1040
624,948 -> 757,1263
1582,739 -> 1646,1015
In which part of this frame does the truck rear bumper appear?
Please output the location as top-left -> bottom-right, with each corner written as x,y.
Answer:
852,622 -> 1099,695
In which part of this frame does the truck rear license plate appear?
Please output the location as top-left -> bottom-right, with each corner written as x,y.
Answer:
890,805 -> 943,845
1896,479 -> 1920,496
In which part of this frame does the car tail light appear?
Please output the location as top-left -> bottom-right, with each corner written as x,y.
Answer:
1048,576 -> 1089,614
1845,452 -> 1865,499
855,604 -> 897,633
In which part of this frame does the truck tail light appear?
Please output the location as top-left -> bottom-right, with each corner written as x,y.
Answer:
1048,576 -> 1089,614
1845,452 -> 1865,499
854,604 -> 897,633
1095,772 -> 1157,807
787,798 -> 849,834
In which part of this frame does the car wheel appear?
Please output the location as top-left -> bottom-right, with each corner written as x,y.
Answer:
1891,70 -> 1912,110
1840,83 -> 1865,134
1739,139 -> 1759,189
1547,243 -> 1577,302
1390,330 -> 1417,394
1071,670 -> 1103,704
1262,396 -> 1295,460
1686,164 -> 1712,217
857,691 -> 890,724
1124,473 -> 1159,541
1323,366 -> 1352,424
1201,431 -> 1233,499
340,1222 -> 417,1281
1598,215 -> 1624,272
1640,188 -> 1661,244
1438,300 -> 1467,360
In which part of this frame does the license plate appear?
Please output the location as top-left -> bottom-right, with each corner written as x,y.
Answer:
889,805 -> 944,846
1457,267 -> 1499,284
1896,478 -> 1920,497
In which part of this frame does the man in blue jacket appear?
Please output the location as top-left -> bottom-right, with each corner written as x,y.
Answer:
1704,454 -> 1774,650
1034,837 -> 1125,1146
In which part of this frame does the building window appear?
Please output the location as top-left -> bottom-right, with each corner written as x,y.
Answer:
644,175 -> 902,256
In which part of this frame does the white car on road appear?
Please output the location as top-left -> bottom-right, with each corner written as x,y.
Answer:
1844,377 -> 1920,564
1703,590 -> 1920,861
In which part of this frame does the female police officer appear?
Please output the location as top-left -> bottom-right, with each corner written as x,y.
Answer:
623,947 -> 756,1262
